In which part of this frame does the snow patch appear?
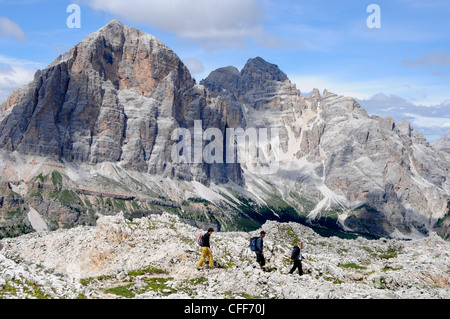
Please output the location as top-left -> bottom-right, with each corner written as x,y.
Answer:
308,185 -> 348,220
27,206 -> 48,233
190,181 -> 228,203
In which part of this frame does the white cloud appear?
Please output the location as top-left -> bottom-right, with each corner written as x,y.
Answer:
79,0 -> 266,47
0,57 -> 38,104
0,17 -> 26,42
290,75 -> 379,100
0,54 -> 43,68
357,93 -> 450,141
403,113 -> 450,128
290,71 -> 450,107
182,58 -> 204,75
403,51 -> 450,80
288,74 -> 450,141
0,65 -> 35,90
404,52 -> 450,69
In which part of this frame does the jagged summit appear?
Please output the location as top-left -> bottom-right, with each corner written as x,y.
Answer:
201,57 -> 290,95
0,20 -> 196,169
241,56 -> 288,82
201,56 -> 301,111
101,19 -> 125,29
48,20 -> 169,72
199,66 -> 240,93
90,19 -> 127,38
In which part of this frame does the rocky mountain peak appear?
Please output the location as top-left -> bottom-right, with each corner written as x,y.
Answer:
307,88 -> 322,100
96,19 -> 126,39
200,57 -> 289,96
199,66 -> 240,94
201,56 -> 301,111
0,20 -> 197,171
100,19 -> 125,30
240,57 -> 288,82
73,19 -> 192,95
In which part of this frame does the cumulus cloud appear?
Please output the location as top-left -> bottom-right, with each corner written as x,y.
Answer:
404,52 -> 450,69
403,113 -> 450,128
0,65 -> 36,104
79,0 -> 267,47
0,54 -> 42,69
403,51 -> 450,78
0,54 -> 41,105
0,17 -> 26,42
0,65 -> 35,90
182,58 -> 204,74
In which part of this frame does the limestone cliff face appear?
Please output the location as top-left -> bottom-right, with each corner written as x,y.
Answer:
0,20 -> 240,185
201,57 -> 303,112
202,58 -> 450,239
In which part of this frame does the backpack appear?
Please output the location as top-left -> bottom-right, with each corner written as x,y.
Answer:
249,237 -> 259,251
291,246 -> 300,260
198,234 -> 204,247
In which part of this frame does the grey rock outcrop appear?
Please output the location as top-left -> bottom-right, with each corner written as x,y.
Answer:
1,213 -> 448,299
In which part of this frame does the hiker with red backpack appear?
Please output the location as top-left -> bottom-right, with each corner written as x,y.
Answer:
197,228 -> 215,271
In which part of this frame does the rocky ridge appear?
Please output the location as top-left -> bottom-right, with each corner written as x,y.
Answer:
0,213 -> 449,299
0,20 -> 449,241
200,60 -> 450,240
433,132 -> 450,154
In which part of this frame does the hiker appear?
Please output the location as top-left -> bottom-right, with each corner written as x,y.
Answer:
255,231 -> 266,270
197,228 -> 214,270
289,242 -> 305,276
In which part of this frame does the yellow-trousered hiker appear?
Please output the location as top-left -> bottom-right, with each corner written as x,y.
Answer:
197,228 -> 215,270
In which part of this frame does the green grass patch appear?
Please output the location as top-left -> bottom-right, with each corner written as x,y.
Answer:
187,197 -> 211,205
105,277 -> 176,299
79,274 -> 116,286
50,189 -> 84,206
142,277 -> 175,296
339,263 -> 367,270
187,277 -> 208,286
379,247 -> 398,259
105,284 -> 135,298
0,280 -> 51,299
127,266 -> 167,278
51,171 -> 63,188
34,173 -> 48,183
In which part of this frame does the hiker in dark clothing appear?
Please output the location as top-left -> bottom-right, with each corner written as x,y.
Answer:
255,231 -> 266,270
197,228 -> 214,270
289,242 -> 305,276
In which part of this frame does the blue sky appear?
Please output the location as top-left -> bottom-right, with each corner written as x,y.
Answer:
0,0 -> 449,141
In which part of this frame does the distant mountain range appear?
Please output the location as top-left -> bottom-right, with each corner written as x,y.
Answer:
433,132 -> 450,153
0,20 -> 449,240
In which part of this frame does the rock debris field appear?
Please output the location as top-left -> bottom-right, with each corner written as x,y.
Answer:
0,213 -> 449,299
